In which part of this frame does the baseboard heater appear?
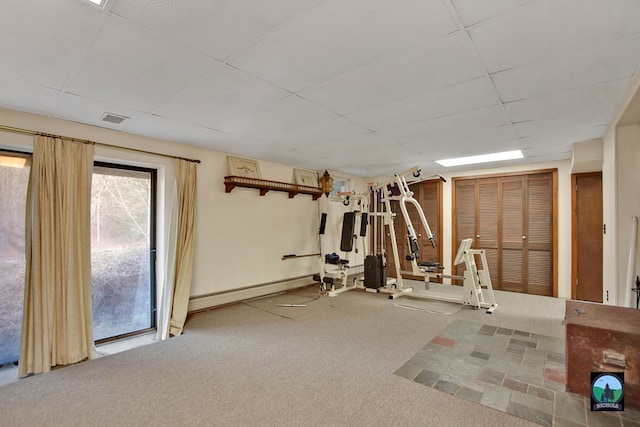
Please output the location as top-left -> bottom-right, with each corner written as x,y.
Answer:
188,274 -> 317,313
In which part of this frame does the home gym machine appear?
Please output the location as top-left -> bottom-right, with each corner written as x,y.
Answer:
363,182 -> 397,293
372,166 -> 498,313
412,238 -> 499,313
313,191 -> 369,297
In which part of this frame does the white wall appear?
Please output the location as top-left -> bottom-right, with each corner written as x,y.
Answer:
4,102 -> 636,308
0,107 -> 333,312
614,123 -> 640,307
602,71 -> 640,307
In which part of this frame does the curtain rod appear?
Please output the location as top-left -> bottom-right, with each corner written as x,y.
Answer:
0,124 -> 201,164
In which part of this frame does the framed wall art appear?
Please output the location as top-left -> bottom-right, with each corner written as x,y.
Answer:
294,169 -> 319,187
227,156 -> 262,179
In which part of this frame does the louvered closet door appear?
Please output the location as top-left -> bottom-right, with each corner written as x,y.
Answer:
501,176 -> 525,293
454,180 -> 476,280
526,174 -> 553,296
478,179 -> 500,288
453,171 -> 555,296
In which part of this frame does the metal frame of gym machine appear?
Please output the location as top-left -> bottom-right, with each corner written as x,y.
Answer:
372,166 -> 498,313
316,191 -> 370,297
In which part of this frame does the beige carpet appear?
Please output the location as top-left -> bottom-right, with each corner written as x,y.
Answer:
242,286 -> 334,320
0,283 -> 569,426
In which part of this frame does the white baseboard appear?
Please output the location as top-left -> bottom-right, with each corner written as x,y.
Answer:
188,276 -> 316,313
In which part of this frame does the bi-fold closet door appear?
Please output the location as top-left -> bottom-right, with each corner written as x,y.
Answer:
453,170 -> 556,296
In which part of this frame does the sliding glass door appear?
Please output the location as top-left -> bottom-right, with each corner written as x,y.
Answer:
0,157 -> 157,366
91,162 -> 156,341
0,151 -> 30,366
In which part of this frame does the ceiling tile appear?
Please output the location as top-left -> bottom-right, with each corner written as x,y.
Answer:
1,1 -> 639,177
514,109 -> 614,137
0,0 -> 104,89
469,0 -> 640,73
300,32 -> 485,115
347,77 -> 499,131
523,143 -> 573,157
229,0 -> 457,92
516,125 -> 608,148
51,92 -> 148,132
524,151 -> 572,163
124,114 -> 212,144
379,105 -> 510,141
215,96 -> 338,138
262,117 -> 371,149
153,65 -> 290,128
0,76 -> 60,117
66,15 -> 218,112
505,78 -> 631,123
301,160 -> 350,171
339,146 -> 419,168
271,153 -> 350,172
399,125 -> 518,156
492,33 -> 640,103
451,0 -> 531,27
298,132 -> 390,157
189,128 -> 273,158
287,133 -> 395,171
111,0 -> 320,62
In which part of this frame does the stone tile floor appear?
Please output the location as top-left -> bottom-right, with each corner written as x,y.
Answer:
395,319 -> 640,427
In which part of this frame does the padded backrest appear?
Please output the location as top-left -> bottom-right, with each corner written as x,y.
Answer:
453,238 -> 473,265
359,213 -> 368,237
340,212 -> 356,252
319,213 -> 327,235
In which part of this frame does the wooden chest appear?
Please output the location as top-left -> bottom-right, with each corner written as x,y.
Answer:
565,300 -> 640,409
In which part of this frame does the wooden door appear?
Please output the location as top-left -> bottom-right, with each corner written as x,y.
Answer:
454,180 -> 477,280
385,180 -> 442,279
454,178 -> 500,285
525,173 -> 554,296
572,173 -> 603,302
501,176 -> 525,292
478,178 -> 500,288
453,170 -> 556,296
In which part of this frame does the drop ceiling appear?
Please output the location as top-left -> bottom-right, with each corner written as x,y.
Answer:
0,0 -> 639,176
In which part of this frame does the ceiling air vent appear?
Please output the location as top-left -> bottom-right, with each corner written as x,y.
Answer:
101,113 -> 129,125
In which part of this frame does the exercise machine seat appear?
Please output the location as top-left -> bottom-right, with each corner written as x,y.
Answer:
418,261 -> 444,270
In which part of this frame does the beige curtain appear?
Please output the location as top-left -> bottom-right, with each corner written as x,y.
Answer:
169,159 -> 197,336
19,136 -> 95,377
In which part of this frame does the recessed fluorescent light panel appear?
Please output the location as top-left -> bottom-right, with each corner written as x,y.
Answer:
435,150 -> 524,167
85,0 -> 107,8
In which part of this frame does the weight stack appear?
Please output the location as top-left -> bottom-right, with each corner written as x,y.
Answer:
364,254 -> 386,289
